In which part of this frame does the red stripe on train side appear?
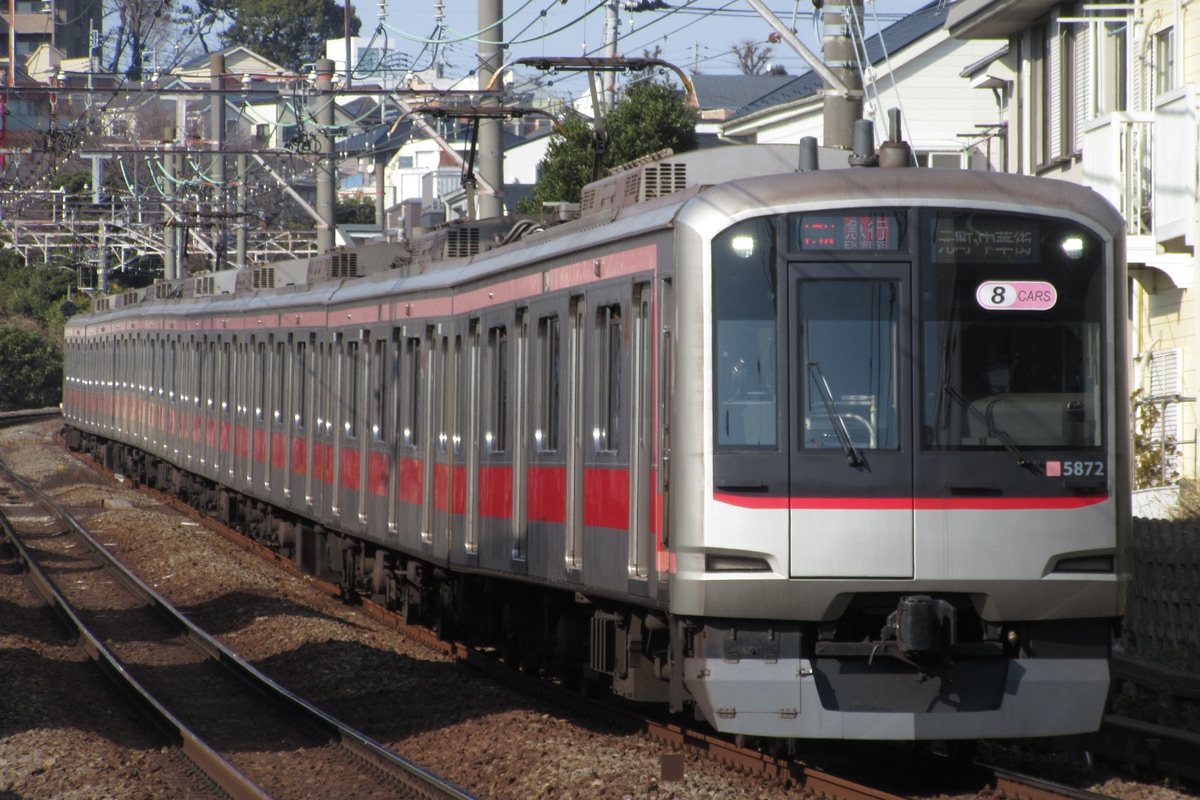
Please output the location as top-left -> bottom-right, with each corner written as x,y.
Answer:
528,466 -> 567,523
433,463 -> 450,511
713,492 -> 1109,510
340,446 -> 360,490
323,443 -> 336,484
479,465 -> 513,518
311,441 -> 325,481
272,432 -> 287,470
291,437 -> 307,476
219,421 -> 232,454
452,465 -> 466,515
399,457 -> 422,504
368,452 -> 388,496
584,467 -> 629,529
253,429 -> 267,464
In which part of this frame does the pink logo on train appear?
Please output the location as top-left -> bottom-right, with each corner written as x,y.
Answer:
975,281 -> 1057,311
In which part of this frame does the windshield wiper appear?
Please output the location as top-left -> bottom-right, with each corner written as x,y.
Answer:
807,362 -> 863,467
944,384 -> 1042,474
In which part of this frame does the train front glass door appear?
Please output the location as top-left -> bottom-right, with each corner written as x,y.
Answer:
788,263 -> 914,578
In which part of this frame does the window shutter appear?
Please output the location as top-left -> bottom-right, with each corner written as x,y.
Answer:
1149,348 -> 1182,443
1074,22 -> 1092,152
1047,25 -> 1063,160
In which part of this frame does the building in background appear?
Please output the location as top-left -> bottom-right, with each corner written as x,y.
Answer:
948,0 -> 1200,515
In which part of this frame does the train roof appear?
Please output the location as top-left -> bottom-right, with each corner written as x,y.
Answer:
67,143 -> 1123,335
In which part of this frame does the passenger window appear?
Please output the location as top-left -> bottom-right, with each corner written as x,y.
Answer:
595,304 -> 621,453
346,340 -> 359,438
487,325 -> 508,454
713,219 -> 778,450
535,315 -> 560,453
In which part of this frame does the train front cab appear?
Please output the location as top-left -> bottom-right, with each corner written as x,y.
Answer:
670,173 -> 1129,740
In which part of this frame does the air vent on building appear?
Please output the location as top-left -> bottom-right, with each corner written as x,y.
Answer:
331,252 -> 358,278
580,186 -> 597,215
195,276 -> 216,296
252,267 -> 276,289
642,163 -> 687,199
446,227 -> 481,258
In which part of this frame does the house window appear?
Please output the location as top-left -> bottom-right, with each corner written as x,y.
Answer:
1033,17 -> 1078,166
1144,348 -> 1183,484
1151,27 -> 1175,100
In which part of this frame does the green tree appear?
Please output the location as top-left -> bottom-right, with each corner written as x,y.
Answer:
0,326 -> 62,410
220,0 -> 360,72
336,197 -> 376,224
519,76 -> 697,211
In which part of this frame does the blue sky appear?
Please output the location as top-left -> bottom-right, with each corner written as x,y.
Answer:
375,0 -> 932,92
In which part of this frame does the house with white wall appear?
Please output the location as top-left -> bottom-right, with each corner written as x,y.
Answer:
718,0 -> 1006,170
947,0 -> 1200,514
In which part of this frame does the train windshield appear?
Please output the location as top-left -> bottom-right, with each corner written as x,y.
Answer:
921,210 -> 1106,451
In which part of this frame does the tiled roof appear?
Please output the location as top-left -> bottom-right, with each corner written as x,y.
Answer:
724,0 -> 952,122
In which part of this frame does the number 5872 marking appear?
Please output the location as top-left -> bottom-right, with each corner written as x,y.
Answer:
1061,461 -> 1105,477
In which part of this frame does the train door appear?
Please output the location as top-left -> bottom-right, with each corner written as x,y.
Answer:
237,339 -> 251,490
463,320 -> 481,557
512,310 -> 529,570
787,262 -> 913,578
270,336 -> 289,503
419,325 -> 435,549
365,333 -> 389,533
564,296 -> 586,576
430,324 -> 463,560
628,283 -> 652,587
430,327 -> 452,557
251,337 -> 269,494
657,279 -> 674,593
311,334 -> 335,521
287,335 -> 304,502
219,338 -> 232,478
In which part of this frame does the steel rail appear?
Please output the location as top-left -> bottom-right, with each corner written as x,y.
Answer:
0,478 -> 270,800
56,430 -> 1162,800
0,459 -> 482,800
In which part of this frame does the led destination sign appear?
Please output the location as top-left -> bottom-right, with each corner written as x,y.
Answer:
797,213 -> 900,251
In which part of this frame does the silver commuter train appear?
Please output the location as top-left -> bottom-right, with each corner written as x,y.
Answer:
62,140 -> 1129,742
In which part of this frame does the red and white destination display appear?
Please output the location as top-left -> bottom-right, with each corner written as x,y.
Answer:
975,281 -> 1057,311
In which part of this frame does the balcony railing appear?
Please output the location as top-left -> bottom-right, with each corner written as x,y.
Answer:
1151,85 -> 1200,246
1082,85 -> 1200,246
1082,110 -> 1154,237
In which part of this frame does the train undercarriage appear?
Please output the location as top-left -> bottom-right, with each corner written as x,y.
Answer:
65,428 -> 678,708
66,426 -> 1117,743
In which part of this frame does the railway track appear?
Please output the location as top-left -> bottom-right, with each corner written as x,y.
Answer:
0,457 -> 480,800
3,418 -> 1185,800
64,449 -> 1133,800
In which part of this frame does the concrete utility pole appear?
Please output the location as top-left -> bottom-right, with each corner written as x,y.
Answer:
477,0 -> 503,220
210,54 -> 227,269
236,153 -> 247,268
821,0 -> 864,151
603,0 -> 618,110
315,58 -> 337,253
163,127 -> 177,281
741,0 -> 861,150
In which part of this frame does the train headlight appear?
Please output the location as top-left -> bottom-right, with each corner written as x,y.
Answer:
730,234 -> 756,259
1061,236 -> 1085,260
706,554 -> 771,572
